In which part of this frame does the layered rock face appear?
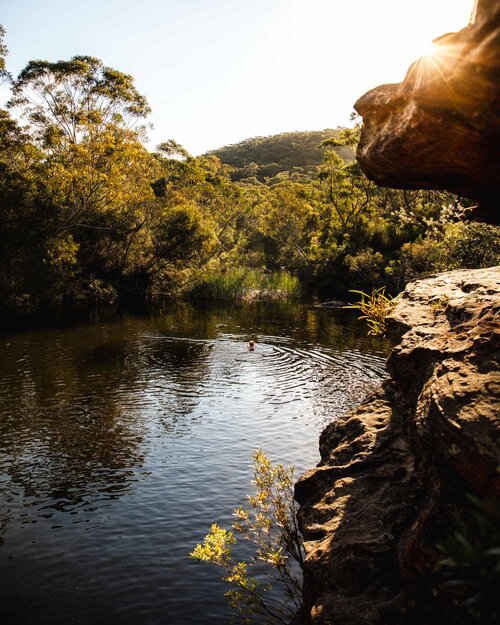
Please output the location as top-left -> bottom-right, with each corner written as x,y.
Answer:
354,0 -> 500,222
295,267 -> 500,624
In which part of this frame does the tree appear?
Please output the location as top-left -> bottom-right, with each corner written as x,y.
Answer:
156,139 -> 190,160
258,181 -> 320,273
318,128 -> 377,235
8,56 -> 150,147
0,25 -> 10,83
7,55 -> 158,235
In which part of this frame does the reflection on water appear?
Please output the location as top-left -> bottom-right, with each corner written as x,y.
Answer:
0,302 -> 390,625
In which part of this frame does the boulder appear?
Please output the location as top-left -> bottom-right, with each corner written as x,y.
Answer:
354,0 -> 500,222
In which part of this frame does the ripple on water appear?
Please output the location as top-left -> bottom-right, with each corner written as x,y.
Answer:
0,304 -> 390,625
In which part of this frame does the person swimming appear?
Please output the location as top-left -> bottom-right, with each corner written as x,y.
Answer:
248,340 -> 255,351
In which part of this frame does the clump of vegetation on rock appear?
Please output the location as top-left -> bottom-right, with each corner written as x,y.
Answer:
345,287 -> 397,336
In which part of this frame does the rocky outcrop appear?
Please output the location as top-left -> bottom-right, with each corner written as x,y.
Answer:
295,267 -> 500,624
354,0 -> 500,222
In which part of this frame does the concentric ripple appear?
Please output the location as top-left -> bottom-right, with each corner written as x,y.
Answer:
0,303 -> 391,625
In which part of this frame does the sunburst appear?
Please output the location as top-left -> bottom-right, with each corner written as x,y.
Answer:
405,37 -> 464,98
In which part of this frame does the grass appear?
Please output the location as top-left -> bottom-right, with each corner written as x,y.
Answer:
187,268 -> 301,303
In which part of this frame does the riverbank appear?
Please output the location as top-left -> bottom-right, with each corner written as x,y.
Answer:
0,270 -> 302,334
186,268 -> 302,303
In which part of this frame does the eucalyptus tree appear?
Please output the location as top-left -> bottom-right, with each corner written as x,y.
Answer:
257,180 -> 321,274
0,56 -> 158,305
7,56 -> 158,259
0,25 -> 10,83
318,127 -> 378,235
8,55 -> 150,146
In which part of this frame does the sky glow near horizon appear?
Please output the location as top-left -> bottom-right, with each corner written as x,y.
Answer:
1,0 -> 474,155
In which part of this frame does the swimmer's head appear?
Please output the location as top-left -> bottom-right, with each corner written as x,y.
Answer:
248,340 -> 255,350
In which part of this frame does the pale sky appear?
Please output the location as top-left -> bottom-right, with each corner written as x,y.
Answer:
1,0 -> 474,155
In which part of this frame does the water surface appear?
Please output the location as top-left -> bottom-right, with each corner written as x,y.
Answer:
0,303 -> 390,625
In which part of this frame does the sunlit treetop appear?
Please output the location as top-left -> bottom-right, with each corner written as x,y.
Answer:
156,139 -> 191,160
0,25 -> 10,83
8,55 -> 151,146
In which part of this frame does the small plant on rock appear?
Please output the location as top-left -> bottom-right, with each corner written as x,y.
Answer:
344,287 -> 397,336
190,450 -> 304,625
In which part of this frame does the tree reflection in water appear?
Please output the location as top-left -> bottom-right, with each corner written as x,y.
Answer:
0,311 -> 215,525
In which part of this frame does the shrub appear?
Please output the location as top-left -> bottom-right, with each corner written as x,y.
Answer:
442,222 -> 500,269
190,450 -> 304,625
386,238 -> 444,290
344,248 -> 385,290
344,287 -> 397,336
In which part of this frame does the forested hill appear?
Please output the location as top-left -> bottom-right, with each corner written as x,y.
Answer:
205,129 -> 352,182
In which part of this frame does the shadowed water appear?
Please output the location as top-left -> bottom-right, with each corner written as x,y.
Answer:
0,302 -> 390,625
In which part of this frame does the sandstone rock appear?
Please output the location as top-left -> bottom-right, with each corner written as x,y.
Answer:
354,0 -> 500,222
296,267 -> 500,624
387,266 -> 500,496
295,387 -> 422,625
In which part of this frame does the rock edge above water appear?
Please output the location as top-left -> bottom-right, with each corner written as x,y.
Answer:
295,266 -> 500,625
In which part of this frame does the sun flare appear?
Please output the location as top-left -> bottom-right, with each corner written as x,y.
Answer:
419,41 -> 439,59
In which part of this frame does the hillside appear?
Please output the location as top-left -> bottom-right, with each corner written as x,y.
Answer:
206,129 -> 352,182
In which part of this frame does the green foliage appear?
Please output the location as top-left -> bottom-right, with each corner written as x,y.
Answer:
152,204 -> 213,270
190,450 -> 304,625
318,135 -> 376,234
0,24 -> 10,82
257,181 -> 321,274
0,24 -> 497,317
87,277 -> 118,305
436,496 -> 500,624
385,222 -> 500,291
442,222 -> 500,269
344,287 -> 397,336
386,238 -> 444,289
344,249 -> 386,289
8,55 -> 150,146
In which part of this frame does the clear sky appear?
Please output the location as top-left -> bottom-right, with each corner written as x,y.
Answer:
1,0 -> 474,155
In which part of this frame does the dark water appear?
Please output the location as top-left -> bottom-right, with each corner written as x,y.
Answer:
0,303 -> 390,625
